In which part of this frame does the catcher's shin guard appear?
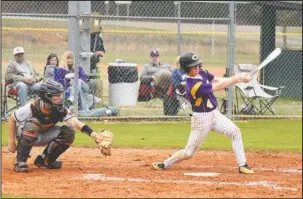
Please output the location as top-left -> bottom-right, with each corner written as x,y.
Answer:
35,125 -> 75,169
16,122 -> 39,164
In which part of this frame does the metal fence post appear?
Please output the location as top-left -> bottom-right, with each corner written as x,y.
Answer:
227,1 -> 236,119
0,0 -> 3,121
68,1 -> 80,116
79,1 -> 91,75
211,20 -> 215,55
176,1 -> 181,56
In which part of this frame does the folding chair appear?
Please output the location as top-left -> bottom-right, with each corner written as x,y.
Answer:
1,79 -> 42,120
167,84 -> 191,114
137,81 -> 182,115
234,64 -> 285,115
137,81 -> 157,105
1,79 -> 19,119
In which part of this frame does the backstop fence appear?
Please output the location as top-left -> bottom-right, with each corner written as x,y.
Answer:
1,1 -> 302,121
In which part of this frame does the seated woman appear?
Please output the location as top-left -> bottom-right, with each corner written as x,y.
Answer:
44,53 -> 60,81
55,51 -> 100,111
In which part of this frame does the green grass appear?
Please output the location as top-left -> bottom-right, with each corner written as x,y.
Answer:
2,119 -> 302,152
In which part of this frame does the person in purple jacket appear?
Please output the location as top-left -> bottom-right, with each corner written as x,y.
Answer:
152,52 -> 255,174
55,51 -> 92,111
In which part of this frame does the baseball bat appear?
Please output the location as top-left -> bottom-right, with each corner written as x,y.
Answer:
250,48 -> 282,76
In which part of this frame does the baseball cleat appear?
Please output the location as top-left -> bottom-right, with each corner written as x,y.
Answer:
239,164 -> 254,174
34,155 -> 62,169
14,162 -> 29,172
152,162 -> 165,170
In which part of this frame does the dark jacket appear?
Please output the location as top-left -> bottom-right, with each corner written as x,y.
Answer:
90,31 -> 106,72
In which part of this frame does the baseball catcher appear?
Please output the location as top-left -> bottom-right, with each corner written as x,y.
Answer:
7,80 -> 114,172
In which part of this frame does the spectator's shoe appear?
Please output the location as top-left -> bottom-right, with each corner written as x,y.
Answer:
94,96 -> 102,104
14,162 -> 29,172
65,97 -> 74,108
34,155 -> 62,169
239,164 -> 254,174
152,162 -> 165,170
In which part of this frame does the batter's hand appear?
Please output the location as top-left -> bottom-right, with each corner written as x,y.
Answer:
235,73 -> 250,83
8,142 -> 16,153
243,73 -> 252,83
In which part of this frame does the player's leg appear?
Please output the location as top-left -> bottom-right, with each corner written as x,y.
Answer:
153,112 -> 213,170
34,125 -> 75,169
212,109 -> 254,174
15,82 -> 29,107
14,118 -> 40,172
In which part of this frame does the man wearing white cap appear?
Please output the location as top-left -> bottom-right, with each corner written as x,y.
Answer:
5,47 -> 42,107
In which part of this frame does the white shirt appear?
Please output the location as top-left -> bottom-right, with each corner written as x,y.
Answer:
15,61 -> 32,78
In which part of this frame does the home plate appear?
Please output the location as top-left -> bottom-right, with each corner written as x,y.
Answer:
184,172 -> 221,177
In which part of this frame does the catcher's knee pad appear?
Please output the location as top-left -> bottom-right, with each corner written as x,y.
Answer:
23,118 -> 41,134
16,130 -> 38,163
58,125 -> 75,144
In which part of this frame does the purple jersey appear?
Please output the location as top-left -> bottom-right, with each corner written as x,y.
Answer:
185,69 -> 218,112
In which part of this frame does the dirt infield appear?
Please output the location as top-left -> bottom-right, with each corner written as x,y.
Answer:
2,146 -> 302,198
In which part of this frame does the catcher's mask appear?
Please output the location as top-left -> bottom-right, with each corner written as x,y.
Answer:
179,52 -> 203,73
39,80 -> 65,112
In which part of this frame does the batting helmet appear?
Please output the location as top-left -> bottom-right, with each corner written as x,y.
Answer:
39,80 -> 65,112
179,52 -> 202,73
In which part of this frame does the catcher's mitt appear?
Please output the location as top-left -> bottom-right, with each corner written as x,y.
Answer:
90,130 -> 114,156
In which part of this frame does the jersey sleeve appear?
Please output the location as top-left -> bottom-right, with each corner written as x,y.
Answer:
63,108 -> 75,122
13,103 -> 32,123
206,70 -> 215,82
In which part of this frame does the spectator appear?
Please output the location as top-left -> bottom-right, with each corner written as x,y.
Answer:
90,25 -> 106,76
5,47 -> 42,107
56,51 -> 101,111
140,49 -> 173,94
44,53 -> 59,81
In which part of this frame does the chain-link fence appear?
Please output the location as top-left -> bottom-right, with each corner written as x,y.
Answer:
231,2 -> 302,118
1,1 -> 302,121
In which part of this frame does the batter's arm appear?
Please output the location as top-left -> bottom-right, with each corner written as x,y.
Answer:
211,76 -> 229,83
212,73 -> 250,92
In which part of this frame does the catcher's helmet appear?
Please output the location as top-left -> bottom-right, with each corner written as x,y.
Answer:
179,52 -> 202,73
39,80 -> 65,112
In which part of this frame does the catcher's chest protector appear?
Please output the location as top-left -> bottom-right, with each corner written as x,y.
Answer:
31,100 -> 67,127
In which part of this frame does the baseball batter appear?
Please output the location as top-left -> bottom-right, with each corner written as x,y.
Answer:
152,52 -> 254,174
7,80 -> 114,172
